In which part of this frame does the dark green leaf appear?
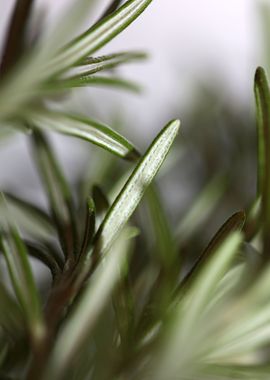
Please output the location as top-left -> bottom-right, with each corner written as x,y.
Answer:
79,197 -> 96,257
179,211 -> 245,290
0,282 -> 23,337
254,67 -> 270,259
97,0 -> 124,23
30,131 -> 78,257
24,240 -> 62,281
0,198 -> 44,335
92,185 -> 110,219
0,0 -> 35,75
2,192 -> 54,240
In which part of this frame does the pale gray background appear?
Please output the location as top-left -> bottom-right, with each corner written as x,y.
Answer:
0,0 -> 267,200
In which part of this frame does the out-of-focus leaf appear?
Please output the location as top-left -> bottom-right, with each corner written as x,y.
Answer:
97,0 -> 124,22
151,232 -> 242,380
0,0 -> 151,122
25,241 -> 62,281
243,198 -> 260,242
0,282 -> 23,337
1,192 -> 54,240
254,67 -> 270,260
180,211 -> 245,289
79,197 -> 96,257
31,131 -> 77,257
0,0 -> 35,75
72,51 -> 147,75
176,175 -> 227,243
94,120 -> 180,256
50,75 -> 141,93
44,227 -> 135,380
92,185 -> 110,220
0,198 -> 44,338
146,184 -> 176,268
47,0 -> 153,75
28,110 -> 140,161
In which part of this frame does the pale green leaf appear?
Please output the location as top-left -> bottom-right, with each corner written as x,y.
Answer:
28,110 -> 140,161
0,196 -> 44,338
46,0 -> 153,75
72,51 -> 147,75
44,228 -> 134,380
49,75 -> 142,93
94,119 -> 180,256
254,67 -> 270,260
1,192 -> 54,240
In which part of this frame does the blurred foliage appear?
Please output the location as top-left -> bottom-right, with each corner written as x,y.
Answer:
0,1 -> 270,380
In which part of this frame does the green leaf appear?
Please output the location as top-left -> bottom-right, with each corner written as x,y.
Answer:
46,0 -> 153,75
1,192 -> 54,240
0,0 -> 35,75
94,120 -> 180,256
0,197 -> 44,338
28,110 -> 140,161
44,227 -> 135,380
243,198 -> 260,241
0,282 -> 23,338
92,185 -> 110,219
152,232 -> 243,380
176,175 -> 227,243
49,75 -> 142,93
180,211 -> 246,289
146,184 -> 176,268
79,197 -> 96,257
0,0 -> 151,122
71,51 -> 147,75
24,240 -> 62,281
30,131 -> 78,257
97,0 -> 124,22
254,67 -> 270,260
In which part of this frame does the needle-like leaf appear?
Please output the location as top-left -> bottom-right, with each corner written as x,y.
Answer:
0,282 -> 23,338
50,75 -> 141,93
1,192 -> 54,240
31,131 -> 78,257
92,185 -> 110,219
0,197 -> 44,339
176,175 -> 227,243
24,241 -> 62,281
79,197 -> 96,258
46,0 -> 153,75
97,0 -> 124,23
0,0 -> 35,75
146,184 -> 176,268
254,67 -> 270,260
44,228 -> 135,380
28,111 -> 140,161
180,211 -> 246,290
94,120 -> 180,256
71,51 -> 147,75
152,232 -> 243,380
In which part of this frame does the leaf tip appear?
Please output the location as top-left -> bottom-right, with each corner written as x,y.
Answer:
125,148 -> 141,161
255,66 -> 267,87
167,119 -> 180,135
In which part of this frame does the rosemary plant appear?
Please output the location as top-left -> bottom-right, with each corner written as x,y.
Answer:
0,1 -> 269,380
